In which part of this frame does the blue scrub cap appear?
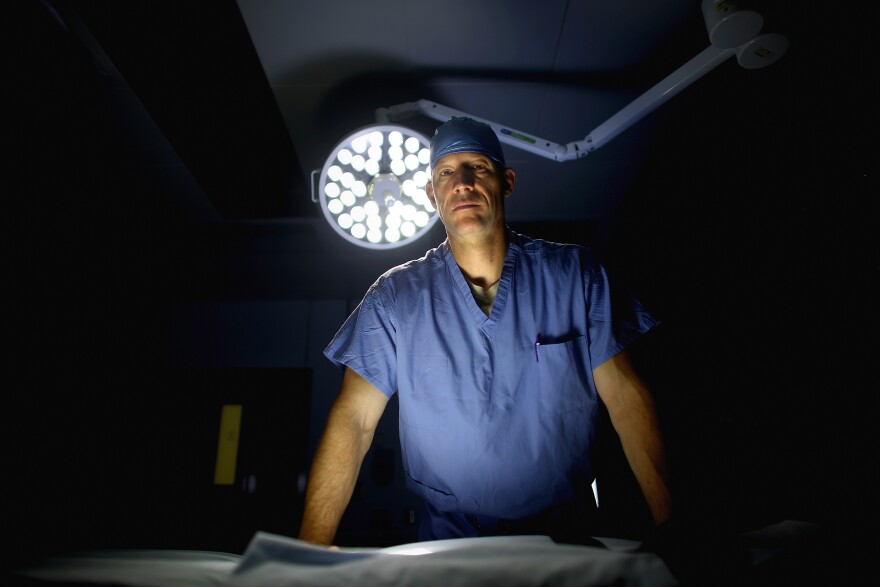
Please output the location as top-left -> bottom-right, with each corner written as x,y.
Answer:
430,117 -> 506,170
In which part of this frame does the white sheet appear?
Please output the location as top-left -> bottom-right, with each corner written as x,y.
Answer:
229,533 -> 676,587
16,533 -> 678,587
15,549 -> 240,587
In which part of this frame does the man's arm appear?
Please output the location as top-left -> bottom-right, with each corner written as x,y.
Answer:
593,350 -> 672,526
298,367 -> 389,545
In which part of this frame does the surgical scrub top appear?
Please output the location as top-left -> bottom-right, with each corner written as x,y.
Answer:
324,231 -> 658,521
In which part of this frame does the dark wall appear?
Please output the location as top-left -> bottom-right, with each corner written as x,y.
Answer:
7,1 -> 311,568
596,13 -> 878,539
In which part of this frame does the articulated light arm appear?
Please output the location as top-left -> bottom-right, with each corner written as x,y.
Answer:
376,7 -> 787,162
376,45 -> 736,162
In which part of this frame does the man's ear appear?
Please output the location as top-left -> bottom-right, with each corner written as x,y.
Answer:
426,181 -> 436,206
503,167 -> 516,198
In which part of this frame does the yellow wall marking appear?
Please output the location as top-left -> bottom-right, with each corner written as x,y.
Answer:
213,404 -> 242,485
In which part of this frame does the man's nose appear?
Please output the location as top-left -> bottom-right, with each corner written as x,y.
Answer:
452,167 -> 476,190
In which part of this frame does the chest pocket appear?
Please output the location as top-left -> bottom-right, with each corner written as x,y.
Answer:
535,335 -> 594,415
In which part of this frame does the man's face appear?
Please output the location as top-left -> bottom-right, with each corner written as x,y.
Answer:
426,152 -> 516,242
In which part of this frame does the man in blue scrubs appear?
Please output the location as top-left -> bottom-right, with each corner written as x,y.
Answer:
299,117 -> 671,546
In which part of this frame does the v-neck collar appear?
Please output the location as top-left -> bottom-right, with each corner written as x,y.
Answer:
442,231 -> 522,336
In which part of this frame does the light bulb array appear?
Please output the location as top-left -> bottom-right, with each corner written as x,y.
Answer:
318,125 -> 438,249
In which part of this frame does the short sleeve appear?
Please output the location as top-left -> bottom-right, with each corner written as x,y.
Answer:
323,281 -> 399,398
584,257 -> 659,368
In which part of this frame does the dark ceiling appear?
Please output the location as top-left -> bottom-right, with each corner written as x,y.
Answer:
10,0 -> 876,333
26,0 -> 874,233
10,0 -> 876,300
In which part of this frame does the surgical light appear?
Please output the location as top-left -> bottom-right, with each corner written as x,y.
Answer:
315,124 -> 438,249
